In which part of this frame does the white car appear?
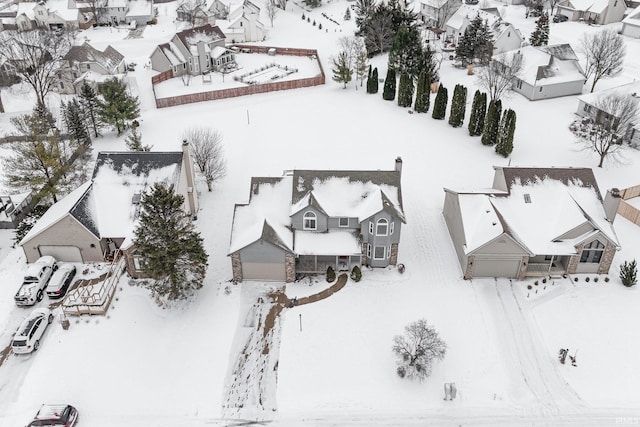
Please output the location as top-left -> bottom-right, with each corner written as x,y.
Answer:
46,263 -> 77,299
11,308 -> 54,354
14,256 -> 57,306
27,404 -> 78,427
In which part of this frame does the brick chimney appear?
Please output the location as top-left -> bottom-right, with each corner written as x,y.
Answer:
603,188 -> 621,223
395,156 -> 403,173
182,140 -> 199,218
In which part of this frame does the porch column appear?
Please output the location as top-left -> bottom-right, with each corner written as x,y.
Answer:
285,252 -> 296,283
231,252 -> 243,283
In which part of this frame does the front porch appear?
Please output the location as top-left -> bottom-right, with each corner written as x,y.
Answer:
524,255 -> 570,277
296,254 -> 360,274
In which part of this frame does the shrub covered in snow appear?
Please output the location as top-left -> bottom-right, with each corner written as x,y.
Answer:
326,265 -> 336,282
620,260 -> 637,287
350,266 -> 362,282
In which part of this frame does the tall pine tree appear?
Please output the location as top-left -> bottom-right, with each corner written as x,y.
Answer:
79,81 -> 100,138
414,70 -> 430,113
388,24 -> 424,79
331,51 -> 353,89
382,68 -> 397,101
448,84 -> 467,127
133,183 -> 208,302
432,84 -> 448,120
125,122 -> 150,151
468,90 -> 487,136
481,99 -> 502,146
397,72 -> 414,107
367,67 -> 379,93
97,77 -> 140,136
495,108 -> 516,157
529,12 -> 550,47
63,98 -> 91,147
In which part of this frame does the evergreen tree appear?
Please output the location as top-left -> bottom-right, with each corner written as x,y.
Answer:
420,43 -> 440,84
481,99 -> 502,146
468,90 -> 487,136
414,70 -> 430,113
397,72 -> 414,107
331,51 -> 353,89
448,84 -> 467,128
388,24 -> 424,80
63,98 -> 91,147
455,15 -> 495,66
475,21 -> 495,65
79,81 -> 100,138
97,77 -> 140,136
133,183 -> 208,302
367,67 -> 379,93
495,108 -> 516,157
382,68 -> 396,101
32,101 -> 56,132
620,260 -> 638,287
529,12 -> 550,47
125,122 -> 151,151
344,7 -> 351,20
432,84 -> 448,120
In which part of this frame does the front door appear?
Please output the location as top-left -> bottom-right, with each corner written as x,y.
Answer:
338,256 -> 349,271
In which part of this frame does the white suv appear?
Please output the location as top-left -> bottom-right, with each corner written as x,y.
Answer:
46,263 -> 77,299
11,307 -> 54,354
14,256 -> 57,306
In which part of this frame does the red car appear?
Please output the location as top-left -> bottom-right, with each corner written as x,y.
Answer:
27,404 -> 78,427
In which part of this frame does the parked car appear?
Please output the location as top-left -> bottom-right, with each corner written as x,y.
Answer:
528,8 -> 542,17
46,264 -> 77,299
26,404 -> 78,427
465,0 -> 479,3
553,14 -> 569,22
14,256 -> 57,306
11,308 -> 53,354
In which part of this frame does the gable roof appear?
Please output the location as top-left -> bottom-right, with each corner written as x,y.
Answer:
447,167 -> 618,255
63,42 -> 124,73
623,5 -> 640,25
495,45 -> 584,87
577,81 -> 640,114
446,5 -> 501,31
175,24 -> 226,49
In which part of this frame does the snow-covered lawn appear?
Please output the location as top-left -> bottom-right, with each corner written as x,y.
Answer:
1,0 -> 640,425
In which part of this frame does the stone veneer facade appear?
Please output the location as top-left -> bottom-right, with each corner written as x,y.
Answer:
390,243 -> 399,266
285,253 -> 296,283
231,252 -> 243,283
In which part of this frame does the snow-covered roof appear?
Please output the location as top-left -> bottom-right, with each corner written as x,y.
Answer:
21,181 -> 93,245
126,0 -> 153,17
106,0 -> 128,8
228,177 -> 294,254
40,0 -> 81,22
446,5 -> 501,31
64,42 -> 124,74
160,42 -> 186,66
176,24 -> 226,49
577,81 -> 640,113
16,2 -> 37,20
450,168 -> 619,255
211,45 -> 230,59
294,230 -> 361,255
623,5 -> 640,24
420,0 -> 451,9
495,45 -> 584,87
565,0 -> 609,13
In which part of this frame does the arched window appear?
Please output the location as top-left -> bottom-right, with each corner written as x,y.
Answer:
376,218 -> 388,236
580,240 -> 605,263
303,211 -> 317,230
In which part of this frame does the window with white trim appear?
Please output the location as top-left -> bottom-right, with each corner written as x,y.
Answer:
133,257 -> 145,271
580,240 -> 605,263
367,244 -> 371,258
390,221 -> 395,235
373,246 -> 385,260
387,245 -> 391,259
376,218 -> 388,236
339,217 -> 349,227
303,211 -> 317,230
369,221 -> 373,234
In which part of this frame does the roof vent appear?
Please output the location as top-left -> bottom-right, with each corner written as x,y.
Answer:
524,193 -> 531,203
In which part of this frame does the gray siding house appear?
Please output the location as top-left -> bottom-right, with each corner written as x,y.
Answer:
493,44 -> 585,101
443,167 -> 621,280
556,0 -> 626,24
57,42 -> 126,94
20,144 -> 199,278
229,159 -> 406,282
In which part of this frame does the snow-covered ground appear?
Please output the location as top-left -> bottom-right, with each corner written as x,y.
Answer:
1,0 -> 640,425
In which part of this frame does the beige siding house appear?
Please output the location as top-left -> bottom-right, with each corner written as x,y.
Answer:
443,167 -> 621,280
20,144 -> 199,278
557,0 -> 626,24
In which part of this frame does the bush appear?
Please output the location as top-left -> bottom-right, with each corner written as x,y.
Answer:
594,277 -> 599,282
326,265 -> 336,282
574,277 -> 579,282
585,277 -> 590,283
542,278 -> 547,284
302,13 -> 305,19
620,259 -> 637,287
350,265 -> 362,282
396,366 -> 406,378
534,280 -> 539,286
527,285 -> 532,290
605,277 -> 610,282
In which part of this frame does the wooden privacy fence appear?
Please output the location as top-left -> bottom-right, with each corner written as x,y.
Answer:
152,46 -> 325,109
617,185 -> 640,226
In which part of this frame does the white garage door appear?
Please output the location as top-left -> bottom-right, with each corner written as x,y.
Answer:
242,262 -> 286,281
39,245 -> 83,263
472,258 -> 521,278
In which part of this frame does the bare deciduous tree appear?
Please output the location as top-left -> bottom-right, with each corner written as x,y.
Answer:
364,11 -> 394,56
86,0 -> 107,25
265,0 -> 278,26
574,94 -> 639,167
177,0 -> 208,28
393,319 -> 447,380
182,127 -> 227,191
580,28 -> 626,93
0,30 -> 70,107
476,52 -> 523,101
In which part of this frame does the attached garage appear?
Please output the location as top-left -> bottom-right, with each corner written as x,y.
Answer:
241,262 -> 286,281
38,245 -> 83,263
472,257 -> 522,278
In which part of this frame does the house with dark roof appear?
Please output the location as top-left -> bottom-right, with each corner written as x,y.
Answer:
493,44 -> 585,101
19,143 -> 199,278
443,166 -> 621,280
229,158 -> 406,282
57,42 -> 126,94
150,24 -> 236,77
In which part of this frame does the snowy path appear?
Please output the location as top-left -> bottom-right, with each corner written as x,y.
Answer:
493,279 -> 585,418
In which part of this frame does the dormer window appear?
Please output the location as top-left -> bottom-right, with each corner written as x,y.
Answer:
303,211 -> 317,230
376,218 -> 388,236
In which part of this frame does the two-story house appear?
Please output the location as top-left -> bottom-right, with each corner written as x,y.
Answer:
57,42 -> 126,94
97,0 -> 154,26
556,0 -> 626,24
16,0 -> 92,31
150,24 -> 236,76
228,159 -> 406,283
445,6 -> 523,54
420,0 -> 462,28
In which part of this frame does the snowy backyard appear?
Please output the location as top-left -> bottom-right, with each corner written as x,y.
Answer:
1,0 -> 640,425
